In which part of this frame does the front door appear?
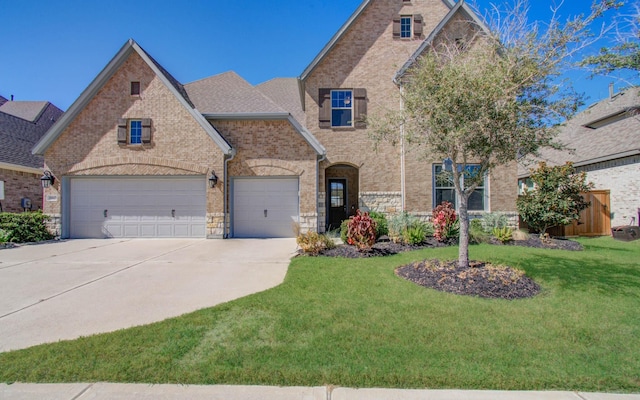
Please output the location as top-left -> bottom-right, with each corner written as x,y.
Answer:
327,179 -> 347,230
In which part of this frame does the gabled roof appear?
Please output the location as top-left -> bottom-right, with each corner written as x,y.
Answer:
0,102 -> 63,170
394,0 -> 492,83
185,71 -> 285,114
0,101 -> 50,122
186,72 -> 325,157
0,95 -> 8,107
299,0 -> 457,81
256,78 -> 306,125
32,39 -> 232,156
518,88 -> 640,178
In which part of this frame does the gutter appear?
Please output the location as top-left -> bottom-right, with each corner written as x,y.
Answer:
0,162 -> 42,175
223,148 -> 237,239
517,149 -> 640,178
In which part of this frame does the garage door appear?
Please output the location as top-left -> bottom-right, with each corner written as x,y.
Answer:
233,177 -> 299,238
69,177 -> 206,238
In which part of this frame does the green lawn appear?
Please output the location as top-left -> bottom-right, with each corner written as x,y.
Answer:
1,237 -> 639,391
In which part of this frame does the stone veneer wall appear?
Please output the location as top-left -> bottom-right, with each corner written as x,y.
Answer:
359,192 -> 402,214
577,155 -> 640,227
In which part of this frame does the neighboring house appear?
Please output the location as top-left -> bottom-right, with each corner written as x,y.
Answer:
518,87 -> 640,234
0,95 -> 63,213
33,0 -> 518,239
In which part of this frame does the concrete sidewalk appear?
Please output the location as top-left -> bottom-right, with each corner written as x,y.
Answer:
1,383 -> 639,399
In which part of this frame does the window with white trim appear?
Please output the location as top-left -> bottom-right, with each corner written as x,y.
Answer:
433,164 -> 487,211
331,90 -> 353,127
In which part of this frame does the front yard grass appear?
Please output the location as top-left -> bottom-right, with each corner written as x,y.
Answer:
1,237 -> 639,391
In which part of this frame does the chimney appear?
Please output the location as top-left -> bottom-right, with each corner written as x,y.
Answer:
10,95 -> 14,101
609,82 -> 615,98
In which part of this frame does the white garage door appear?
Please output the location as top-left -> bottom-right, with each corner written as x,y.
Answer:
69,177 -> 206,238
233,177 -> 299,238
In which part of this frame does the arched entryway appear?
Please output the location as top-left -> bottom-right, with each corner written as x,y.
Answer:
325,164 -> 359,231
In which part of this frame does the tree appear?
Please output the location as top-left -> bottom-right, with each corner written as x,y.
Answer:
370,0 -> 617,268
581,4 -> 640,76
517,162 -> 593,236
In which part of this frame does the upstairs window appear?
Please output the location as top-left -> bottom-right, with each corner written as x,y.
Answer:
129,120 -> 142,144
400,16 -> 412,38
331,90 -> 353,127
319,88 -> 367,129
117,118 -> 152,145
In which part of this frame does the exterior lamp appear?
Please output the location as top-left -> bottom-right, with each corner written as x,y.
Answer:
208,170 -> 218,188
40,170 -> 55,188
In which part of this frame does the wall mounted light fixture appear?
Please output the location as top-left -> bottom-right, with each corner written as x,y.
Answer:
208,170 -> 219,188
40,170 -> 55,188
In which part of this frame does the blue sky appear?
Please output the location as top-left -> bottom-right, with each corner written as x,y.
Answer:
1,0 -> 637,111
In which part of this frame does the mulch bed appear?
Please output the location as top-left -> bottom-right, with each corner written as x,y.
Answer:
396,259 -> 541,300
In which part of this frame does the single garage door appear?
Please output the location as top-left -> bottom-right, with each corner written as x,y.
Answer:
69,177 -> 206,238
233,177 -> 299,238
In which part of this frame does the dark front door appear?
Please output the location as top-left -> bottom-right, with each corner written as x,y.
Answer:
328,179 -> 347,230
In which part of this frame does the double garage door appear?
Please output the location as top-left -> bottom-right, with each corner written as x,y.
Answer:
68,176 -> 300,239
69,177 -> 206,238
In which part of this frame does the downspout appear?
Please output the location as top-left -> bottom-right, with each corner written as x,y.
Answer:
399,85 -> 406,211
317,152 -> 327,232
223,148 -> 236,239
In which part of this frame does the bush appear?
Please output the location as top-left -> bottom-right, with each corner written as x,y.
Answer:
346,210 -> 377,251
296,231 -> 336,255
0,228 -> 9,244
368,211 -> 389,239
0,211 -> 54,243
470,218 -> 491,244
481,212 -> 509,233
403,224 -> 427,245
340,219 -> 349,243
432,202 -> 459,242
492,226 -> 513,243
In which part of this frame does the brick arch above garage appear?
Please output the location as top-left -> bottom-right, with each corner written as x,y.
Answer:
64,156 -> 209,176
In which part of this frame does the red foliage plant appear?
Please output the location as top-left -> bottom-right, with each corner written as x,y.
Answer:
432,202 -> 458,242
346,210 -> 378,251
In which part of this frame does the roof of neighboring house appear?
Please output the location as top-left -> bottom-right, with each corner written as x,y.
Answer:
0,95 -> 7,106
256,78 -> 306,125
0,100 -> 63,170
185,71 -> 286,115
518,87 -> 640,178
32,39 -> 232,156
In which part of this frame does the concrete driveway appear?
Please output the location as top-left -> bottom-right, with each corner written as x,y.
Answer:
0,238 -> 297,352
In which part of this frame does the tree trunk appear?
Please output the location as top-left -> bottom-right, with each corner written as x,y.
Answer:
458,194 -> 470,268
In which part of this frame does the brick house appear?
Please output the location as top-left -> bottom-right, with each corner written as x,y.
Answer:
519,87 -> 640,233
0,95 -> 63,213
33,0 -> 518,239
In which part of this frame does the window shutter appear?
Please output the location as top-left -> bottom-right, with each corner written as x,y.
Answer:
141,118 -> 152,143
414,14 -> 423,37
354,88 -> 367,129
318,89 -> 331,129
392,16 -> 401,38
117,119 -> 127,143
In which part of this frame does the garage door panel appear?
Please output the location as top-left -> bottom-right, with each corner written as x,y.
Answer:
233,177 -> 299,238
69,177 -> 206,238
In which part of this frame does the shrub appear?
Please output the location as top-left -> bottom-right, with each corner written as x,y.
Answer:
388,212 -> 434,244
432,202 -> 458,242
403,224 -> 427,245
481,212 -> 509,233
346,210 -> 377,251
470,218 -> 491,244
368,211 -> 389,239
492,226 -> 513,243
296,231 -> 336,255
340,219 -> 349,243
0,211 -> 54,243
0,228 -> 9,244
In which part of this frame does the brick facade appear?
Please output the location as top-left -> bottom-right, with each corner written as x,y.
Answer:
305,0 -> 518,227
42,51 -> 225,235
0,168 -> 43,213
577,155 -> 640,227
